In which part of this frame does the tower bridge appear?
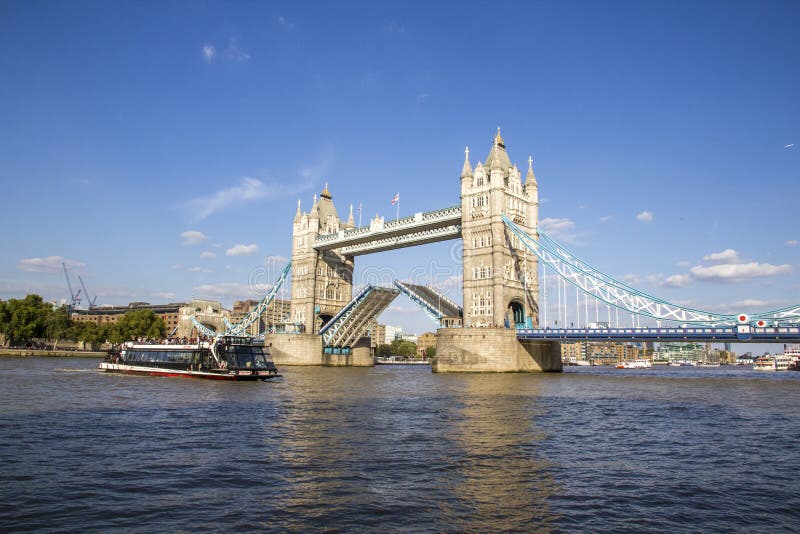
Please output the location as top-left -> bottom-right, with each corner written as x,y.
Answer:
253,129 -> 800,372
266,129 -> 559,371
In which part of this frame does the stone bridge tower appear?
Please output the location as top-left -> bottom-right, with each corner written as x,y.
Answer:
435,130 -> 560,373
290,184 -> 355,333
460,129 -> 539,328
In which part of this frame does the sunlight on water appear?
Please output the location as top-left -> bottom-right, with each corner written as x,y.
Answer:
0,357 -> 798,531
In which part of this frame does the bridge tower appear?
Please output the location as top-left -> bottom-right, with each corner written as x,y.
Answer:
268,184 -> 367,366
460,129 -> 539,328
435,130 -> 561,372
290,184 -> 355,333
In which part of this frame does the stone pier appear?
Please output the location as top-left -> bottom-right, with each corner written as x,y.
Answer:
433,327 -> 562,373
265,333 -> 323,366
321,337 -> 373,367
265,333 -> 374,367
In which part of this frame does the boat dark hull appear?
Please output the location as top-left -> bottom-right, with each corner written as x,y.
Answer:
99,362 -> 280,381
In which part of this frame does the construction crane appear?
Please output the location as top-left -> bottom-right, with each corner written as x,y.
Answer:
78,275 -> 97,308
61,262 -> 82,309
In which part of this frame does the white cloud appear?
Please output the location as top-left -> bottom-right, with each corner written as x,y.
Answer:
689,262 -> 792,282
226,244 -> 259,257
225,37 -> 250,62
786,240 -> 798,246
265,255 -> 289,264
172,264 -> 212,273
185,174 -> 315,223
599,215 -> 613,222
703,298 -> 784,313
186,177 -> 274,222
18,256 -> 85,273
660,248 -> 792,287
622,273 -> 642,285
193,282 -> 255,300
181,230 -> 207,245
702,249 -> 740,264
202,39 -> 250,63
636,210 -> 654,223
274,15 -> 295,30
662,274 -> 693,288
202,44 -> 216,63
540,217 -> 575,236
416,93 -> 429,104
200,251 -> 216,259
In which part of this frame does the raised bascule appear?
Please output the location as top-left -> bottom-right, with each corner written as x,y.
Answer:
202,129 -> 800,372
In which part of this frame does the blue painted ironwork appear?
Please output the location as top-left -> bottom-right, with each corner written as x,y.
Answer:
320,285 -> 400,347
393,280 -> 462,327
190,316 -> 219,338
189,261 -> 291,339
516,325 -> 800,342
225,262 -> 292,336
502,215 -> 740,325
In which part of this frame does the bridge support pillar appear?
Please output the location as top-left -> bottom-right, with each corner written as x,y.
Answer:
265,333 -> 323,366
433,328 -> 562,373
322,337 -> 373,367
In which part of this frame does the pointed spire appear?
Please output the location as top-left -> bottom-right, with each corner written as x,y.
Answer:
294,198 -> 302,221
461,146 -> 473,178
347,203 -> 355,227
494,126 -> 505,148
526,155 -> 536,183
310,194 -> 319,217
321,181 -> 332,200
491,145 -> 502,170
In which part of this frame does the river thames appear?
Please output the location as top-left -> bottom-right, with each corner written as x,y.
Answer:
1,357 -> 798,532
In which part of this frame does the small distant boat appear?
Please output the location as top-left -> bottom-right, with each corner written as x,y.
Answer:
375,357 -> 430,365
697,362 -> 720,368
668,361 -> 681,367
753,354 -> 791,372
616,359 -> 653,369
785,347 -> 800,371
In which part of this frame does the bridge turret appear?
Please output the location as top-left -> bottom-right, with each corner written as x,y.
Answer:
526,156 -> 539,229
290,184 -> 354,335
461,129 -> 539,329
461,146 -> 473,180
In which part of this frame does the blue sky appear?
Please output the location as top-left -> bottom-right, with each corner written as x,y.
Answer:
1,1 -> 798,341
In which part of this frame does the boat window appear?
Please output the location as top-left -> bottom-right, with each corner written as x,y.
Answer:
220,344 -> 272,369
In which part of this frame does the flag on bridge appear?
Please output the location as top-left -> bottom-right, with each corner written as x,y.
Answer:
391,192 -> 399,205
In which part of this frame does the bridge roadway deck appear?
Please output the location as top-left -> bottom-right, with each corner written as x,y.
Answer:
313,205 -> 461,255
515,325 -> 800,342
394,281 -> 462,318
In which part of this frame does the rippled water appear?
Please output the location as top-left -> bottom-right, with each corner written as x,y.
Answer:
1,357 -> 799,532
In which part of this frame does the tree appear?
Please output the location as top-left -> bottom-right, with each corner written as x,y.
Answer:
45,305 -> 72,349
376,344 -> 392,358
6,295 -> 48,345
389,339 -> 417,358
116,309 -> 166,341
76,321 -> 107,347
425,346 -> 436,359
0,300 -> 10,346
102,323 -> 126,345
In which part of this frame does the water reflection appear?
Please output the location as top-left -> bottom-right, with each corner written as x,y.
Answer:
447,374 -> 558,531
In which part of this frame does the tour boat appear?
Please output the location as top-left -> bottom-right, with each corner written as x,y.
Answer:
616,359 -> 653,369
99,335 -> 280,381
753,354 -> 791,372
784,347 -> 800,370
